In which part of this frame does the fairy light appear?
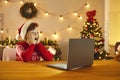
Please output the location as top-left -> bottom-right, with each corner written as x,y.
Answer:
85,3 -> 90,8
105,54 -> 108,57
99,57 -> 102,60
1,2 -> 90,39
59,15 -> 63,20
39,31 -> 43,36
68,26 -> 72,31
78,15 -> 83,20
73,11 -> 78,16
0,28 -> 3,33
53,32 -> 59,39
45,12 -> 48,16
5,0 -> 8,3
20,0 -> 24,4
34,3 -> 37,6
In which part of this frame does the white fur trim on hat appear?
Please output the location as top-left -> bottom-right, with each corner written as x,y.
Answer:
16,34 -> 21,40
20,21 -> 32,40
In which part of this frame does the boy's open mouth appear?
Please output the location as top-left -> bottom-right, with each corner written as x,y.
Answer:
35,38 -> 38,40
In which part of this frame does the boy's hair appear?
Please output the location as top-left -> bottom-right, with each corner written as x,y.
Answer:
26,22 -> 38,33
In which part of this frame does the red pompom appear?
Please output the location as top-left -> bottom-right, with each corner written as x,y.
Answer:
86,10 -> 96,18
86,10 -> 96,22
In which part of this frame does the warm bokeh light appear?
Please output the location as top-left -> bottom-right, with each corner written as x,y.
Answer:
59,15 -> 63,20
39,31 -> 43,36
1,1 -> 88,41
78,15 -> 82,20
34,3 -> 37,6
53,32 -> 59,39
99,57 -> 102,59
20,0 -> 23,4
73,11 -> 78,16
85,3 -> 90,8
68,26 -> 72,31
5,0 -> 8,3
45,12 -> 48,16
0,28 -> 3,33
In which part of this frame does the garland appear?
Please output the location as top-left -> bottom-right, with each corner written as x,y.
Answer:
20,2 -> 37,19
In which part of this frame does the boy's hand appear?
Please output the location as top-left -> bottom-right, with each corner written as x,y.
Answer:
48,46 -> 56,55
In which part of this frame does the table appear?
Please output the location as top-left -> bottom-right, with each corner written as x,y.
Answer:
2,46 -> 16,61
0,60 -> 120,80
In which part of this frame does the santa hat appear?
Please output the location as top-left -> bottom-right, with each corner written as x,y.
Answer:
16,21 -> 32,40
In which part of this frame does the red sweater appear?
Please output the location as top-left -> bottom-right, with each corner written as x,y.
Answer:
16,41 -> 53,62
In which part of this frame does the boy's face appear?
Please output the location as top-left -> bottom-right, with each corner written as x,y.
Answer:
26,27 -> 40,44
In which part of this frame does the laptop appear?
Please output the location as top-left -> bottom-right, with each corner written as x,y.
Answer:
47,38 -> 95,70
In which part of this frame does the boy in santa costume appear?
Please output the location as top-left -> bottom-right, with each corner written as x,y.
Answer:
16,21 -> 56,62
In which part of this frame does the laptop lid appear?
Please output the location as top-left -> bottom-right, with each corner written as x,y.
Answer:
67,38 -> 95,70
47,38 -> 94,70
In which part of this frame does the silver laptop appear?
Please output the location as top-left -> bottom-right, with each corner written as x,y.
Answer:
47,38 -> 95,70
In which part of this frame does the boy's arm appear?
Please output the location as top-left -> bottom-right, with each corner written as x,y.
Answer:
36,43 -> 53,61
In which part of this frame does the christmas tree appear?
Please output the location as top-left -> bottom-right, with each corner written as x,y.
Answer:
80,10 -> 108,60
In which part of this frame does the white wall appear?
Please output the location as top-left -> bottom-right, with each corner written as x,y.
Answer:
109,0 -> 120,45
0,0 -> 104,60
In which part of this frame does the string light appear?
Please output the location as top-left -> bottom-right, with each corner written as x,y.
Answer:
59,15 -> 63,20
73,11 -> 78,16
78,15 -> 83,20
53,32 -> 59,39
68,26 -> 72,31
85,3 -> 90,8
99,57 -> 102,59
2,2 -> 90,40
105,54 -> 108,57
54,32 -> 57,35
45,12 -> 48,16
5,0 -> 8,3
20,0 -> 24,4
0,28 -> 3,33
34,3 -> 37,6
39,31 -> 43,36
40,31 -> 43,34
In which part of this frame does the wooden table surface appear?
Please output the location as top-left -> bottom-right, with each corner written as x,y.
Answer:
0,60 -> 120,80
